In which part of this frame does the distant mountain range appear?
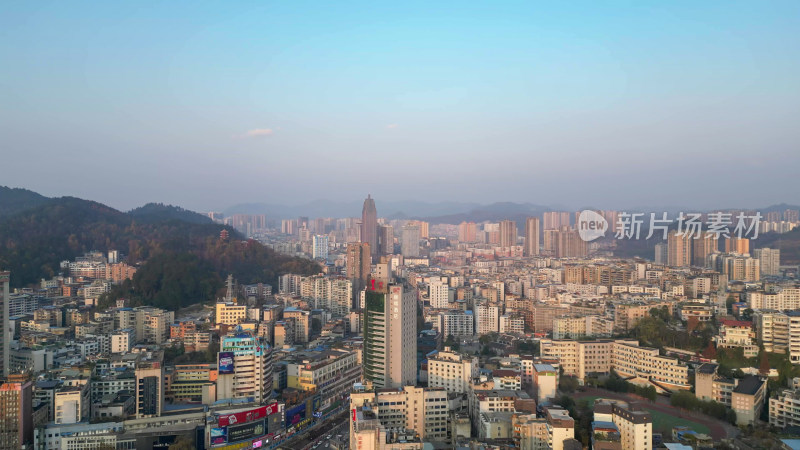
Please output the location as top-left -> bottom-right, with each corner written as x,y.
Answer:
223,197 -> 800,225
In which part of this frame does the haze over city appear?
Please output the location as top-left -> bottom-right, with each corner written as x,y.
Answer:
2,1 -> 799,212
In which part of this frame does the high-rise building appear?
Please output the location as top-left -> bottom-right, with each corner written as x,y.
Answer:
378,224 -> 394,255
654,242 -> 668,265
524,217 -> 540,257
216,330 -> 274,404
499,220 -> 517,247
0,271 -> 8,378
428,279 -> 452,309
135,362 -> 163,418
754,248 -> 781,276
363,284 -> 417,388
361,195 -> 379,260
0,375 -> 33,449
543,212 -> 571,230
785,209 -> 800,223
667,232 -> 692,267
458,222 -> 477,242
346,242 -> 371,308
692,231 -> 718,266
401,225 -> 420,258
407,220 -> 429,239
725,237 -> 750,255
312,234 -> 328,260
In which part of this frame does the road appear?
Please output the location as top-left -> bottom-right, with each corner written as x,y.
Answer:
280,411 -> 349,450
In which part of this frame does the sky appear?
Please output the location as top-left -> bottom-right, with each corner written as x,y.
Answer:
1,1 -> 799,213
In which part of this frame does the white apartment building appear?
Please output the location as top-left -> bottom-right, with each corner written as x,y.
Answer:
111,329 -> 134,354
475,304 -> 500,335
350,385 -> 450,443
429,280 -> 453,309
499,315 -> 525,334
513,409 -> 575,450
755,310 -> 790,353
539,339 -> 689,390
594,400 -> 652,450
749,287 -> 800,310
435,310 -> 474,338
427,349 -> 478,394
215,302 -> 247,326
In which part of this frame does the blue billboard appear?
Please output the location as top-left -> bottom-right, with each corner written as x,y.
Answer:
218,352 -> 235,374
285,403 -> 306,426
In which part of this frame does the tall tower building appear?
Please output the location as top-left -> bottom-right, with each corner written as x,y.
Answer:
0,375 -> 32,449
363,283 -> 417,388
524,217 -> 540,256
312,235 -> 329,260
754,248 -> 781,276
378,225 -> 394,255
401,225 -> 420,258
0,271 -> 8,378
346,243 -> 371,308
499,220 -> 517,247
725,237 -> 750,255
361,195 -> 379,260
135,362 -> 164,418
216,330 -> 273,404
667,232 -> 692,267
543,212 -> 571,230
458,222 -> 477,242
692,232 -> 718,267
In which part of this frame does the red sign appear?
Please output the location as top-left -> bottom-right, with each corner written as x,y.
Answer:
218,403 -> 279,427
352,408 -> 357,422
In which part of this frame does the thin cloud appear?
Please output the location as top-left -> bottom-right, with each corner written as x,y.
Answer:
386,124 -> 398,129
239,128 -> 275,139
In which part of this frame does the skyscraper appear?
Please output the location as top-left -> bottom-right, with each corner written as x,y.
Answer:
363,283 -> 417,388
312,235 -> 329,260
543,212 -> 571,230
499,220 -> 517,247
524,217 -> 540,256
725,237 -> 750,255
667,232 -> 692,267
0,375 -> 32,449
754,248 -> 781,276
346,243 -> 371,308
692,232 -> 718,267
361,195 -> 379,259
458,222 -> 477,242
378,224 -> 394,255
401,225 -> 420,258
0,271 -> 8,378
216,330 -> 273,404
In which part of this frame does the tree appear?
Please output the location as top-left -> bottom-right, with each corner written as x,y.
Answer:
759,351 -> 771,375
702,342 -> 717,360
726,295 -> 736,314
558,376 -> 579,393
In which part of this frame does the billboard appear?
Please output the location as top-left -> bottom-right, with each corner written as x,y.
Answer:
218,352 -> 235,375
285,403 -> 306,427
217,404 -> 279,427
211,427 -> 228,445
228,419 -> 266,443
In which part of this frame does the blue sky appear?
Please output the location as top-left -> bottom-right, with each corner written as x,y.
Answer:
1,1 -> 798,212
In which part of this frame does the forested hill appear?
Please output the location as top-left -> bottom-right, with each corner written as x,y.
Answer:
128,202 -> 213,224
0,186 -> 51,217
0,193 -> 320,309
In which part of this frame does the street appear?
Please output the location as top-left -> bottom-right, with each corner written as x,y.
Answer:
280,411 -> 349,450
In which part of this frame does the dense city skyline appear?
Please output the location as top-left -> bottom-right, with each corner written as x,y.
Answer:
3,1 -> 799,211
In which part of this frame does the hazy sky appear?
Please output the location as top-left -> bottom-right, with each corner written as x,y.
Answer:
1,1 -> 798,212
